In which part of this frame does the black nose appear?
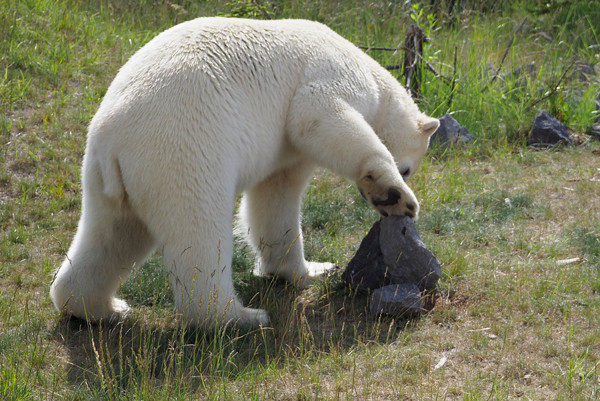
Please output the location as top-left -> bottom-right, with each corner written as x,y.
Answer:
372,188 -> 401,207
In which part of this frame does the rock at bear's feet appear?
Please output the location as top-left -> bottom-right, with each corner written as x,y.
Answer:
343,215 -> 441,318
370,284 -> 422,317
379,216 -> 441,293
342,219 -> 388,290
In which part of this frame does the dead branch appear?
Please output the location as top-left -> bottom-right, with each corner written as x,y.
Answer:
403,24 -> 425,97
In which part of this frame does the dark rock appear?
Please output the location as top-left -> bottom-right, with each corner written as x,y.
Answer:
430,114 -> 475,145
528,110 -> 572,147
343,215 -> 441,318
379,216 -> 442,292
342,219 -> 390,290
589,123 -> 600,141
589,91 -> 600,139
343,215 -> 441,299
370,284 -> 422,317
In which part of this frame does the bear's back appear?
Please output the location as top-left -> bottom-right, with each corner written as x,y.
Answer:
87,18 -> 388,187
95,18 -> 378,119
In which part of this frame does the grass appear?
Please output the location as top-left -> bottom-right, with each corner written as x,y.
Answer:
1,0 -> 600,399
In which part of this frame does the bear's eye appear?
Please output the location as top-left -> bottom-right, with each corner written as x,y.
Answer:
400,167 -> 411,178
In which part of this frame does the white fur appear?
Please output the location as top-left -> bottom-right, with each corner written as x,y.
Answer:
50,17 -> 439,328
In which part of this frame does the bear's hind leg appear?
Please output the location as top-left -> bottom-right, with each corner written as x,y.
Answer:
240,162 -> 337,289
50,198 -> 155,323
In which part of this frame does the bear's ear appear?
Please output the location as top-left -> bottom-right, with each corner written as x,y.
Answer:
419,117 -> 440,137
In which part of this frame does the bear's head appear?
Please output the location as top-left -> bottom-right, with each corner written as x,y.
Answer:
374,105 -> 439,182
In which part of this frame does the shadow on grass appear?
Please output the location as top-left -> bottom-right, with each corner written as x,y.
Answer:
50,271 -> 422,396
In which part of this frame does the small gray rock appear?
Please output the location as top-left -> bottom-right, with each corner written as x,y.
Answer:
589,122 -> 600,141
379,216 -> 442,292
370,284 -> 422,317
595,91 -> 600,122
430,114 -> 475,145
528,110 -> 572,147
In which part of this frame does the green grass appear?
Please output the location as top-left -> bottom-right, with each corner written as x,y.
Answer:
1,0 -> 600,399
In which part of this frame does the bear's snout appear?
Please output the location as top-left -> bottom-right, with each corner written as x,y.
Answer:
372,188 -> 402,207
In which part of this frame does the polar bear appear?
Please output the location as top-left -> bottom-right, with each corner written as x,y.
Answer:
50,17 -> 439,329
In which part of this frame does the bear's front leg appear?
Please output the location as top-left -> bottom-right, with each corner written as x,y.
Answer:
287,99 -> 420,220
240,161 -> 337,288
